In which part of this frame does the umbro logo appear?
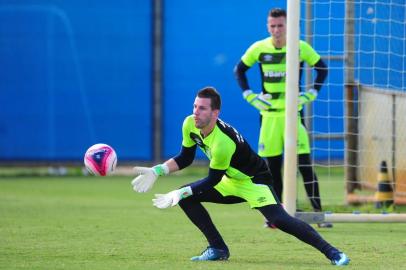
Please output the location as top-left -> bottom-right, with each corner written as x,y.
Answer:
263,55 -> 273,61
257,197 -> 267,203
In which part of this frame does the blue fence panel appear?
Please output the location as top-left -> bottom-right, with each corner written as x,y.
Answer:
0,1 -> 152,161
309,2 -> 346,162
163,0 -> 287,159
356,2 -> 406,91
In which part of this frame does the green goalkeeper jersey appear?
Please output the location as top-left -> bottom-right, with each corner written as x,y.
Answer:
241,37 -> 320,110
181,115 -> 269,181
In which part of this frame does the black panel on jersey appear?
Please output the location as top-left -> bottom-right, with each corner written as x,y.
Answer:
216,119 -> 269,177
259,52 -> 286,64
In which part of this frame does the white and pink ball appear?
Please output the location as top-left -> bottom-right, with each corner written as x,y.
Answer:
84,143 -> 117,176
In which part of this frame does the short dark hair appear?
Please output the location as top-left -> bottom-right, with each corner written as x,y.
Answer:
197,86 -> 221,110
268,8 -> 287,18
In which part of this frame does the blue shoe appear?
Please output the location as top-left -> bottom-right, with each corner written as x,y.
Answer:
331,253 -> 350,266
190,246 -> 230,261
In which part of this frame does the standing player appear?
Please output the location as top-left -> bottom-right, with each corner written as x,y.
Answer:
234,8 -> 332,227
131,87 -> 349,265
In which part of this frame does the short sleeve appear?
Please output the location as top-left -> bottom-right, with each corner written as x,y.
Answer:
181,116 -> 196,148
300,41 -> 321,66
241,41 -> 261,67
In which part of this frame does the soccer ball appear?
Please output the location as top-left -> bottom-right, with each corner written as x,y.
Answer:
84,143 -> 117,176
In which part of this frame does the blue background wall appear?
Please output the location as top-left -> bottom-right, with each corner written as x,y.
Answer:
0,1 -> 404,162
162,0 -> 344,160
0,1 -> 152,161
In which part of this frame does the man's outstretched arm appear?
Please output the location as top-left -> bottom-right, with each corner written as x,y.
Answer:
131,145 -> 197,193
152,168 -> 226,209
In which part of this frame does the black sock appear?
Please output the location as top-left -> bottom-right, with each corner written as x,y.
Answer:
298,154 -> 322,211
266,156 -> 283,201
178,198 -> 228,251
257,204 -> 339,259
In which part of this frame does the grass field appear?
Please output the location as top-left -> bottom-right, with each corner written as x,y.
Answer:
1,171 -> 406,269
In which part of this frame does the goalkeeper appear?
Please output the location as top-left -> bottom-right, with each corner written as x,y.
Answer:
131,86 -> 349,265
234,8 -> 331,227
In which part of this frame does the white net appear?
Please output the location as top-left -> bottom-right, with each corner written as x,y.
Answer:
297,0 -> 406,210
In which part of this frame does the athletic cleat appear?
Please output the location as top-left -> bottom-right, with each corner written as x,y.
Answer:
331,252 -> 350,266
190,246 -> 230,261
317,222 -> 333,228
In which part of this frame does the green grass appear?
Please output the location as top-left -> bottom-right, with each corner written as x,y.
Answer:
1,174 -> 406,269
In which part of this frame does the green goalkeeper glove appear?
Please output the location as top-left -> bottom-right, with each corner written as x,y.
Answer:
131,164 -> 169,193
152,186 -> 193,209
298,88 -> 318,106
243,90 -> 273,111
